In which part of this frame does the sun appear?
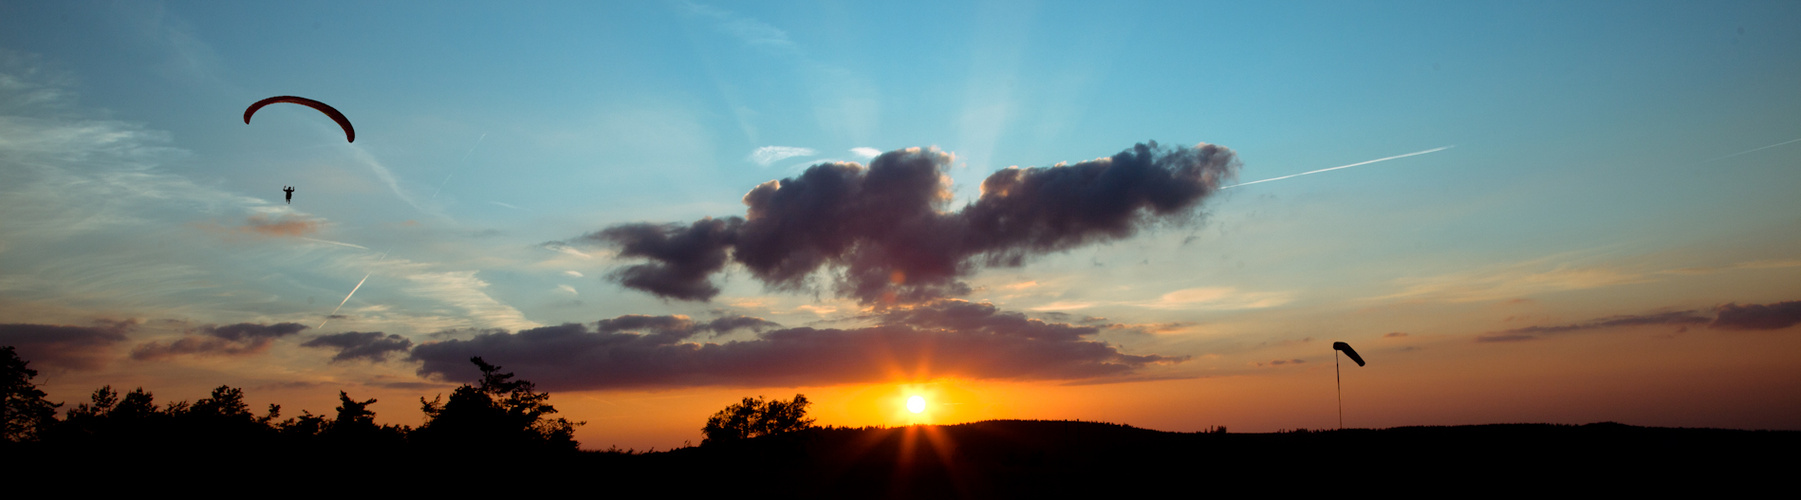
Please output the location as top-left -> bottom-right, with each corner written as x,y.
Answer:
906,395 -> 926,414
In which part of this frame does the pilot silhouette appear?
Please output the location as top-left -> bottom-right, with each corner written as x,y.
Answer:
283,186 -> 295,204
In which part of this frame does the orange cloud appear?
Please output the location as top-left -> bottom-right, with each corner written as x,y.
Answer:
239,214 -> 321,237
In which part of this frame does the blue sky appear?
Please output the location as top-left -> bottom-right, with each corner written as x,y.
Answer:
3,1 -> 1798,448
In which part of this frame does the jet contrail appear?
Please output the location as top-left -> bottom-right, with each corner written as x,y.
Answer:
300,237 -> 369,249
431,132 -> 486,199
1705,137 -> 1801,163
319,247 -> 392,329
1223,146 -> 1454,189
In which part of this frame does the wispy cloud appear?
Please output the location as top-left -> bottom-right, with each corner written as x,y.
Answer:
1658,259 -> 1801,276
402,268 -> 540,332
850,147 -> 881,158
238,213 -> 322,237
1476,311 -> 1709,342
749,146 -> 816,166
676,1 -> 797,53
1378,259 -> 1652,303
1139,287 -> 1295,310
1026,287 -> 1291,312
410,301 -> 1179,390
348,146 -> 435,216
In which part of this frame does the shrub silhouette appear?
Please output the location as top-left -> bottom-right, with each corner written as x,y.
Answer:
703,394 -> 814,445
413,356 -> 581,453
2,346 -> 59,442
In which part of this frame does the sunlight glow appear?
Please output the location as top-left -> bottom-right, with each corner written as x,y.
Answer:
907,395 -> 926,414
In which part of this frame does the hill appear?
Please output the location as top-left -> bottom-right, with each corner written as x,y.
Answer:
586,420 -> 1795,497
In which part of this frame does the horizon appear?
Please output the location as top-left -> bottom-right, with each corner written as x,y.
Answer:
2,0 -> 1798,451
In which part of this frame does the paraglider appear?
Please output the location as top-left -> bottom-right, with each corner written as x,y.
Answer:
283,186 -> 295,204
243,96 -> 356,142
1332,341 -> 1366,429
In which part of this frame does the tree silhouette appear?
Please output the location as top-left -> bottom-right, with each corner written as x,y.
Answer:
702,394 -> 814,445
2,346 -> 60,442
414,356 -> 581,452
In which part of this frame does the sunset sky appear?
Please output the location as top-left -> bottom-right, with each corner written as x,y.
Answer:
3,0 -> 1798,450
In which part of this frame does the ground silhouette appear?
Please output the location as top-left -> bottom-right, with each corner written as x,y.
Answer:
4,346 -> 1791,494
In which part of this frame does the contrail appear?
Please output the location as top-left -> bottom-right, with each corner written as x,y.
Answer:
432,132 -> 486,199
1705,137 -> 1801,163
1223,146 -> 1454,189
300,237 -> 369,249
319,247 -> 392,329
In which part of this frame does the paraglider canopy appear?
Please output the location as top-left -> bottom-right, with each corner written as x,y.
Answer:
244,96 -> 356,142
1332,341 -> 1365,367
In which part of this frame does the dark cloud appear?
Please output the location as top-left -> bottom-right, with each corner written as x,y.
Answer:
203,322 -> 308,341
0,320 -> 135,370
301,331 -> 414,362
1476,311 -> 1709,342
594,314 -> 779,343
131,322 -> 307,360
409,301 -> 1182,390
574,142 -> 1238,305
1710,301 -> 1801,331
1384,332 -> 1408,338
428,327 -> 508,340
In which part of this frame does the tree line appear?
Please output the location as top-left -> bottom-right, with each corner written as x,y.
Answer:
4,346 -> 817,456
1,346 -> 579,456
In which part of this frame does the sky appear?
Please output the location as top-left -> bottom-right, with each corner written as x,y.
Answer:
2,0 -> 1798,450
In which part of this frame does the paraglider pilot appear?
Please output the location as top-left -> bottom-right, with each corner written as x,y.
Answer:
283,185 -> 295,204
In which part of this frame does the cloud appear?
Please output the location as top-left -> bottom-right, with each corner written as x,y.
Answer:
0,320 -> 135,370
409,300 -> 1182,390
850,147 -> 881,158
1659,259 -> 1801,276
749,146 -> 817,166
574,142 -> 1238,305
130,322 -> 306,360
1710,301 -> 1801,331
402,269 -> 541,332
1140,287 -> 1294,310
1380,261 -> 1652,304
301,331 -> 413,362
238,213 -> 322,237
677,1 -> 797,52
1476,311 -> 1710,342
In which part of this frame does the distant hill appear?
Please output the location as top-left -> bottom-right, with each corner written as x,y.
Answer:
584,420 -> 1795,497
15,419 -> 1789,495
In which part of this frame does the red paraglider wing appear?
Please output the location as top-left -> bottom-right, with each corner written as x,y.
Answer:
1332,341 -> 1366,367
244,96 -> 356,142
